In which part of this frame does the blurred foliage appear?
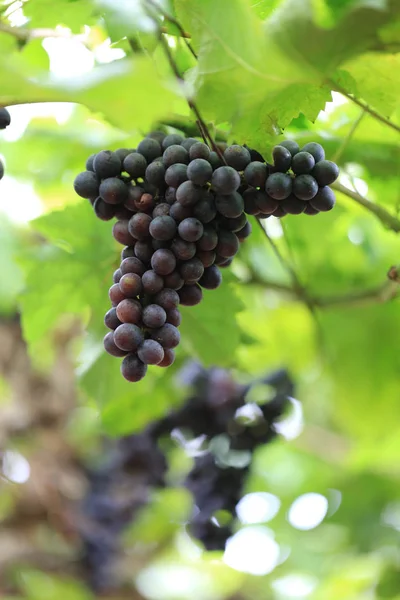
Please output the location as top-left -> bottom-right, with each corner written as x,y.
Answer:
0,0 -> 399,598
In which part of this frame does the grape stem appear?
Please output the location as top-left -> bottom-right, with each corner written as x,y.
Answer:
331,108 -> 365,164
146,0 -> 197,59
332,181 -> 400,233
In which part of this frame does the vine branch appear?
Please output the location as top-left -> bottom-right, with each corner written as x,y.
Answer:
0,21 -> 85,42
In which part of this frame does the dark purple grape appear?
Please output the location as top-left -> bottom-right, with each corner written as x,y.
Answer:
119,273 -> 143,297
142,270 -> 164,294
162,134 -> 184,150
181,137 -> 198,151
115,148 -> 134,162
179,257 -> 204,283
178,284 -> 203,306
254,191 -> 279,215
209,151 -> 222,170
196,250 -> 216,268
104,307 -> 122,330
74,171 -> 99,199
104,331 -> 127,357
152,239 -> 169,251
293,174 -> 318,201
93,197 -> 116,221
123,152 -> 147,178
224,145 -> 251,171
215,192 -> 244,218
145,161 -> 166,187
125,185 -> 144,210
116,299 -> 142,324
143,304 -> 167,328
134,240 -> 153,263
244,162 -> 267,188
165,163 -> 188,188
169,201 -> 193,222
158,349 -> 175,367
115,205 -> 134,220
165,186 -> 177,205
236,220 -> 252,241
152,203 -> 170,218
211,166 -> 240,194
272,145 -> 292,172
121,353 -> 147,382
166,307 -> 181,327
219,213 -> 247,232
218,257 -> 233,268
278,139 -> 300,157
151,249 -> 176,276
128,212 -> 152,240
199,265 -> 222,289
171,238 -> 196,260
121,246 -> 135,259
193,195 -> 217,223
245,145 -> 266,162
138,340 -> 164,365
243,188 -> 261,215
113,220 -> 136,245
178,218 -> 204,242
137,138 -> 162,162
310,186 -> 336,211
120,257 -> 146,276
93,150 -> 122,179
189,142 -> 211,161
85,153 -> 96,171
197,226 -> 218,251
154,288 -> 180,310
302,142 -> 325,163
163,144 -> 189,168
216,230 -> 240,258
150,323 -> 180,348
304,203 -> 320,215
311,160 -> 339,186
272,206 -> 287,217
149,215 -> 177,241
176,181 -> 203,206
187,158 -> 213,186
147,130 -> 166,144
99,177 -> 129,204
109,283 -> 125,306
113,268 -> 122,283
164,271 -> 184,290
265,173 -> 292,200
114,323 -> 144,352
281,195 -> 306,214
291,151 -> 315,175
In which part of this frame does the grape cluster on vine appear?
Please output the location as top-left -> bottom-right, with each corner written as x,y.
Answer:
0,107 -> 11,181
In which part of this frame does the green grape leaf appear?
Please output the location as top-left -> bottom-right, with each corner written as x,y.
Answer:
18,569 -> 92,600
23,0 -> 97,30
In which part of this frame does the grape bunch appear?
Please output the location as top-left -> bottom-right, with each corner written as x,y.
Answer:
0,107 -> 11,181
73,133 -> 253,382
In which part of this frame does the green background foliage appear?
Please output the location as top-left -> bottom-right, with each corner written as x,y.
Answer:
0,0 -> 399,597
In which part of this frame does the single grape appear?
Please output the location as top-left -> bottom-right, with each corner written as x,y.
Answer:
162,134 -> 184,150
121,246 -> 135,260
154,288 -> 180,311
116,298 -> 142,324
293,174 -> 318,201
143,304 -> 167,328
310,186 -> 336,211
254,191 -> 279,215
212,166 -> 240,194
151,248 -> 176,275
304,203 -> 320,215
215,191 -> 244,218
166,307 -> 181,327
164,271 -> 184,290
119,272 -> 143,297
165,186 -> 177,205
301,142 -> 325,163
147,130 -> 166,144
291,151 -> 315,175
193,195 -> 217,223
0,107 -> 11,129
104,307 -> 122,330
149,215 -> 177,241
142,270 -> 164,294
109,283 -> 126,306
244,161 -> 267,188
163,144 -> 189,168
208,151 -> 222,170
113,220 -> 136,246
178,284 -> 203,306
138,339 -> 164,365
169,201 -> 193,222
121,353 -> 147,382
137,138 -> 162,162
113,268 -> 122,283
114,323 -> 144,352
120,257 -> 146,276
171,238 -> 196,260
281,195 -> 306,214
178,218 -> 204,242
224,145 -> 251,171
196,250 -> 216,268
311,160 -> 339,186
125,185 -> 144,211
215,255 -> 232,268
73,171 -> 99,199
150,323 -> 180,348
197,226 -> 218,251
152,203 -> 170,218
152,239 -> 169,251
158,348 -> 175,367
165,163 -> 188,188
93,197 -> 116,221
216,230 -> 240,258
93,150 -> 122,179
243,188 -> 261,215
181,137 -> 198,151
115,148 -> 134,162
278,139 -> 300,157
134,240 -> 153,263
199,265 -> 222,289
272,205 -> 287,217
265,172 -> 292,200
272,145 -> 292,172
104,331 -> 127,357
189,142 -> 211,161
175,180 -> 203,207
128,212 -> 152,240
145,161 -> 166,187
86,153 -> 96,171
99,177 -> 129,204
123,152 -> 148,178
179,257 -> 205,283
236,220 -> 252,241
187,158 -> 213,186
115,205 -> 133,220
245,145 -> 266,162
